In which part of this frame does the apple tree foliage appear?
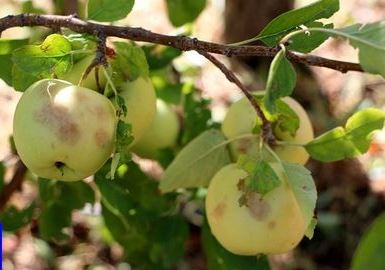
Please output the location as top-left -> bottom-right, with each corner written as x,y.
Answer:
1,0 -> 385,269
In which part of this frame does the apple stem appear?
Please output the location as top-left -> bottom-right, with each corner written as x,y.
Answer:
198,51 -> 276,144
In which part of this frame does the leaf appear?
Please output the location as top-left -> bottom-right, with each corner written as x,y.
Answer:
109,42 -> 149,91
264,49 -> 296,113
238,157 -> 281,196
143,45 -> 182,70
115,120 -> 134,164
256,0 -> 339,46
12,34 -> 72,91
309,21 -> 385,77
287,22 -> 333,53
96,162 -> 188,270
351,214 -> 385,270
182,90 -> 213,145
87,0 -> 134,22
0,204 -> 35,232
0,39 -> 29,55
0,39 -> 28,85
202,222 -> 271,270
160,129 -> 231,193
305,108 -> 385,162
38,180 -> 95,240
282,162 -> 317,238
11,64 -> 40,92
166,0 -> 206,27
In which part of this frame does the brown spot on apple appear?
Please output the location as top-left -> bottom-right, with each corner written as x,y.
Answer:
268,220 -> 276,229
35,105 -> 80,144
94,129 -> 109,147
246,192 -> 271,221
212,202 -> 227,220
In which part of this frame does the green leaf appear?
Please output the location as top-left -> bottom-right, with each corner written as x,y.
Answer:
264,49 -> 296,112
109,42 -> 149,91
351,214 -> 385,270
160,129 -> 231,193
287,22 -> 333,53
12,34 -> 72,91
0,204 -> 35,232
115,120 -> 134,164
95,174 -> 135,216
143,45 -> 182,70
305,108 -> 385,161
202,222 -> 270,270
256,0 -> 339,46
87,0 -> 134,22
166,0 -> 206,27
0,39 -> 28,85
12,64 -> 40,92
238,157 -> 281,196
38,203 -> 72,241
38,180 -> 95,240
96,162 -> 187,270
282,162 -> 317,238
308,21 -> 385,77
0,39 -> 29,55
305,217 -> 318,239
182,90 -> 213,145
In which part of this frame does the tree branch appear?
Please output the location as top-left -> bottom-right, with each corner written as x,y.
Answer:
198,51 -> 274,143
0,14 -> 363,73
0,159 -> 27,212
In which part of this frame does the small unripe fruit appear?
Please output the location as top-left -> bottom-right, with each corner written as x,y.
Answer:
222,96 -> 314,164
133,99 -> 179,158
116,77 -> 157,144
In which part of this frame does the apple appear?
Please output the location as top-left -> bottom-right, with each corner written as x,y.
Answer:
205,163 -> 306,255
13,79 -> 117,181
59,55 -> 106,91
133,99 -> 179,158
222,96 -> 314,164
116,77 -> 157,144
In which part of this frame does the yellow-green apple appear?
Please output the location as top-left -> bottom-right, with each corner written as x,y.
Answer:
13,79 -> 116,181
205,163 -> 305,255
60,55 -> 106,91
222,96 -> 314,164
133,99 -> 179,158
116,77 -> 156,144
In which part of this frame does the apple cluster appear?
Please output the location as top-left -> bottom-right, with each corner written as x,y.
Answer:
205,95 -> 315,255
13,56 -> 180,181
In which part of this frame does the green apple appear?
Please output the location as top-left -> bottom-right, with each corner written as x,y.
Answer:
13,79 -> 117,181
222,96 -> 314,164
133,99 -> 179,158
116,77 -> 157,144
60,55 -> 106,91
206,163 -> 305,255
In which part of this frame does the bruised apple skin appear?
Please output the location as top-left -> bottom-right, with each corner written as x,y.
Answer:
222,96 -> 314,164
205,163 -> 306,255
133,99 -> 179,159
13,79 -> 116,181
59,55 -> 106,91
116,77 -> 156,144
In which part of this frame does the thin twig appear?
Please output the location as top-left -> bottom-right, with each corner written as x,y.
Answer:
0,14 -> 363,73
0,159 -> 27,212
79,31 -> 107,92
198,51 -> 275,144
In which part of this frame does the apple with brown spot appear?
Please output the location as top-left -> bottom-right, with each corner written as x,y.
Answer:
13,79 -> 116,181
205,163 -> 306,255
